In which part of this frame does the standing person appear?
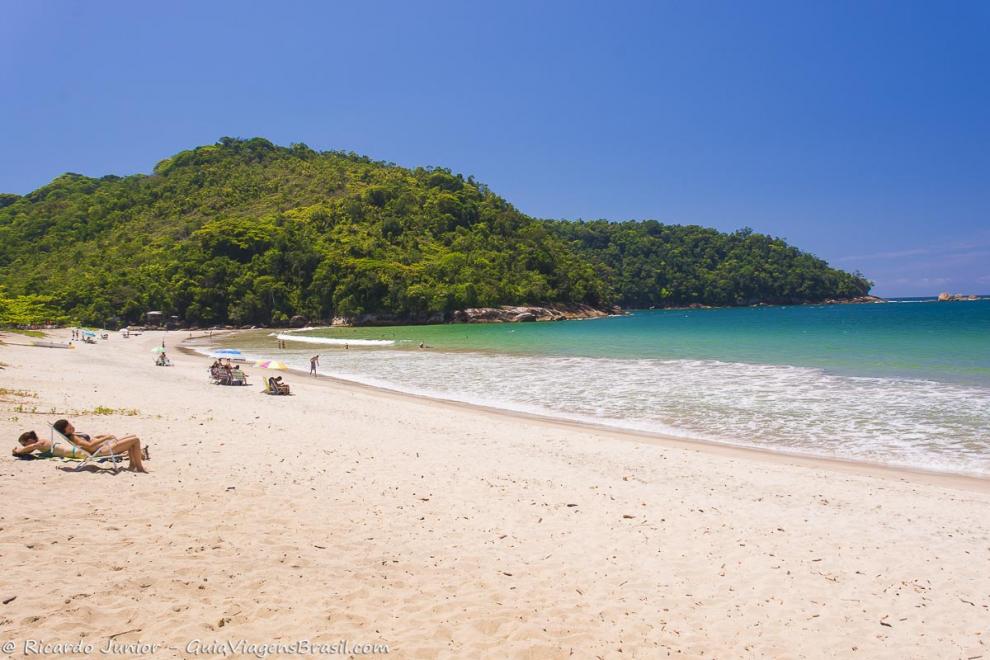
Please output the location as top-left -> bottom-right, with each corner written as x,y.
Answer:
310,354 -> 320,376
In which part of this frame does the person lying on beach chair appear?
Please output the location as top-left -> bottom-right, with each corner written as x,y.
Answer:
264,376 -> 291,395
13,430 -> 148,472
52,419 -> 116,453
51,419 -> 150,461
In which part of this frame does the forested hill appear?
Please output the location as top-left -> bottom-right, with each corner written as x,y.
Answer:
0,138 -> 870,327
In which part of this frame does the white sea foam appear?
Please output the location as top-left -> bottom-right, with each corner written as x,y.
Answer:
273,333 -> 395,346
366,354 -> 984,473
212,342 -> 990,476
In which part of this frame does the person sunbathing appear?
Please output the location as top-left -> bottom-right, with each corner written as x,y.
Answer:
13,430 -> 149,472
267,376 -> 290,395
53,419 -> 150,460
52,419 -> 115,453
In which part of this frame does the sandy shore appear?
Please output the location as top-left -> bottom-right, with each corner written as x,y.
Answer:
1,329 -> 989,658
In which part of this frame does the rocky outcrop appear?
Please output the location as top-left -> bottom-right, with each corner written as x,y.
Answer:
938,292 -> 981,302
449,304 -> 619,324
329,304 -> 619,326
822,295 -> 887,305
289,315 -> 308,328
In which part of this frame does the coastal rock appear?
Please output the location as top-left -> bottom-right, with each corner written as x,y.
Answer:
289,315 -> 308,328
450,304 -> 614,324
937,292 -> 981,302
823,295 -> 887,305
329,304 -> 620,326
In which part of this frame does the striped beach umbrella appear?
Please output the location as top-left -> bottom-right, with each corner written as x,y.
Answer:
255,360 -> 289,370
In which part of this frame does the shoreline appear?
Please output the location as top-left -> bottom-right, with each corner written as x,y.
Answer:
4,327 -> 990,655
182,331 -> 990,492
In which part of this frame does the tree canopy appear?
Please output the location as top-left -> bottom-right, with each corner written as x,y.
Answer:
0,138 -> 870,327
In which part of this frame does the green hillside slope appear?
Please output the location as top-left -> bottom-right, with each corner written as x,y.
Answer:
0,138 -> 869,326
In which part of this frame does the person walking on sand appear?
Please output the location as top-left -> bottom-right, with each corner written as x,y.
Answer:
310,354 -> 320,376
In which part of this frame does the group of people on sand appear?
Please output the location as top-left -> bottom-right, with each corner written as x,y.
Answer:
12,419 -> 149,472
209,357 -> 294,394
209,358 -> 245,383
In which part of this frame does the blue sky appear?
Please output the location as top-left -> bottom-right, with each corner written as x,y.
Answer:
1,1 -> 987,296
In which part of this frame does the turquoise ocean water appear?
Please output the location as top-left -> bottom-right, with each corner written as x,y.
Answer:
216,299 -> 990,476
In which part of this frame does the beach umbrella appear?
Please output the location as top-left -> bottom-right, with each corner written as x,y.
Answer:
255,360 -> 288,370
151,346 -> 166,354
214,348 -> 241,355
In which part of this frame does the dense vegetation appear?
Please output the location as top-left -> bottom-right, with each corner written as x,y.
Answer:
550,221 -> 869,307
0,286 -> 65,327
0,138 -> 869,327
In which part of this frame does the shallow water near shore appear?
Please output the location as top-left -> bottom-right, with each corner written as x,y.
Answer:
216,298 -> 990,476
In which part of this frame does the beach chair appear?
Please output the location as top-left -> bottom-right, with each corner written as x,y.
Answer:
263,377 -> 291,395
48,424 -> 124,473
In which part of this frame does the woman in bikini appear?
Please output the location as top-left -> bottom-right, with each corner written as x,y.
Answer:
14,429 -> 149,472
52,419 -> 116,453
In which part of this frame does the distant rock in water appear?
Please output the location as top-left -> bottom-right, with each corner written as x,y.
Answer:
938,292 -> 981,302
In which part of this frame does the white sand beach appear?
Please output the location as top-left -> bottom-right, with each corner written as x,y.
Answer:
1,329 -> 989,658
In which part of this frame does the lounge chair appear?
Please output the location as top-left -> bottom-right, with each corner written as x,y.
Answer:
48,424 -> 124,473
263,377 -> 291,395
212,368 -> 248,386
